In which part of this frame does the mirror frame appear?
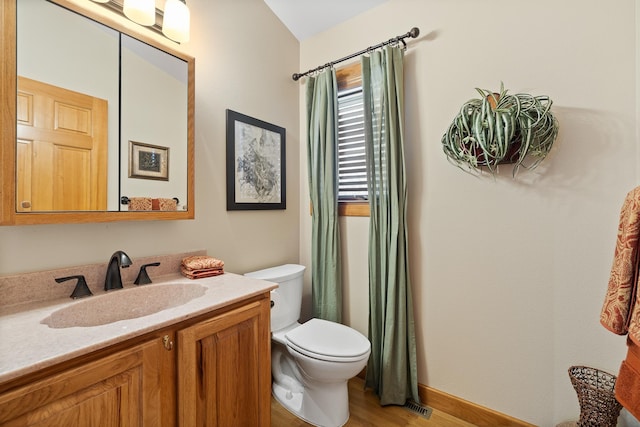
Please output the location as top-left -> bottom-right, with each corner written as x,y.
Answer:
0,0 -> 195,225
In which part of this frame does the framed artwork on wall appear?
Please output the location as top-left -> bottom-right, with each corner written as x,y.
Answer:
129,141 -> 169,181
226,109 -> 286,210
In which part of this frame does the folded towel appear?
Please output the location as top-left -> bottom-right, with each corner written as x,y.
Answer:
128,197 -> 152,211
180,256 -> 225,280
182,255 -> 225,271
180,265 -> 224,279
153,198 -> 177,211
184,266 -> 224,275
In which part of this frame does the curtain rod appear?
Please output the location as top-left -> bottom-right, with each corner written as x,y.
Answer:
292,27 -> 420,81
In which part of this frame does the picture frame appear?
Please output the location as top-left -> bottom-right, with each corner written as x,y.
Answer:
129,141 -> 169,181
226,109 -> 286,210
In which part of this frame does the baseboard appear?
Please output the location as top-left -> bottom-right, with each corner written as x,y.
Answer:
357,371 -> 534,427
417,383 -> 537,427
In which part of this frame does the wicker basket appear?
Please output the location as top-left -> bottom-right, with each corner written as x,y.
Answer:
568,366 -> 622,427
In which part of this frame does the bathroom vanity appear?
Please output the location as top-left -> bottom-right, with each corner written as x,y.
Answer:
0,267 -> 275,427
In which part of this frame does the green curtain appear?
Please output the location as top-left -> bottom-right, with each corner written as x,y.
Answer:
362,46 -> 419,405
305,69 -> 342,323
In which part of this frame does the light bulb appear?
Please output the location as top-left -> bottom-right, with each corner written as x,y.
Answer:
123,0 -> 155,26
162,0 -> 190,43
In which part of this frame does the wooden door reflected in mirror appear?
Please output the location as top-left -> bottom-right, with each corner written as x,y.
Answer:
17,77 -> 108,212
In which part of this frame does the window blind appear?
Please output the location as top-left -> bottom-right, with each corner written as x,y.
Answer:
337,86 -> 367,201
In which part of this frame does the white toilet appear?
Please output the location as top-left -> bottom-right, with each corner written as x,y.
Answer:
244,264 -> 371,427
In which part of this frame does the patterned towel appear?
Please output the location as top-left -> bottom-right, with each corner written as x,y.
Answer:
128,197 -> 152,211
182,255 -> 225,271
601,186 -> 640,340
181,255 -> 225,279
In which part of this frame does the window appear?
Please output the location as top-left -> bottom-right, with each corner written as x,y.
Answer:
337,87 -> 366,200
336,63 -> 369,217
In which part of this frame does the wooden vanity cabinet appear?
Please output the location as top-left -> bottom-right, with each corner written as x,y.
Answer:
177,298 -> 271,427
0,294 -> 271,427
0,334 -> 173,427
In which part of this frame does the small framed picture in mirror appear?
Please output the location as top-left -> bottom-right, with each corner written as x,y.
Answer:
129,141 -> 169,181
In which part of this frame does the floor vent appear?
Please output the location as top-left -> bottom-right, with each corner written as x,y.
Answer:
404,400 -> 433,419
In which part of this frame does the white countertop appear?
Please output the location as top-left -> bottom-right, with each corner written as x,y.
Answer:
0,273 -> 276,385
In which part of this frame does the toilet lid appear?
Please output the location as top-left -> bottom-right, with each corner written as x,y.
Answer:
285,318 -> 370,362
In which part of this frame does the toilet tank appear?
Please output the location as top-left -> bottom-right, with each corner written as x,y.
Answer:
244,264 -> 305,332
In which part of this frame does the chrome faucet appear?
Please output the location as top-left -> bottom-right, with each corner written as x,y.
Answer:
104,250 -> 133,291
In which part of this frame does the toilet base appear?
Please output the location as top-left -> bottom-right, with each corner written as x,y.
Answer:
272,380 -> 349,427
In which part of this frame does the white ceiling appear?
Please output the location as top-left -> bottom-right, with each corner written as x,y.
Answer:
263,0 -> 390,41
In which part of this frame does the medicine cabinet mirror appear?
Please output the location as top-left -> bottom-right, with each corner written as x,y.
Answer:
0,0 -> 194,225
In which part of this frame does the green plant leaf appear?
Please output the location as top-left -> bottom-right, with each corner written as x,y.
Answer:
441,83 -> 558,177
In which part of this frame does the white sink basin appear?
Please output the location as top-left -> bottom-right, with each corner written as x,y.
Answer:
41,282 -> 207,328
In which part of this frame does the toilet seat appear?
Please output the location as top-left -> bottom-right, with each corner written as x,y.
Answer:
285,318 -> 370,363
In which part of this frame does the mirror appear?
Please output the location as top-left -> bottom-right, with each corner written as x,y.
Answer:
0,0 -> 194,225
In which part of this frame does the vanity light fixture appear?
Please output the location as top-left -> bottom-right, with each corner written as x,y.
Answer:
123,0 -> 156,26
89,0 -> 191,43
162,0 -> 190,43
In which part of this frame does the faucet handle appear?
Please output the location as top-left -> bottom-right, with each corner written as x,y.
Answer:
55,275 -> 93,299
134,262 -> 161,285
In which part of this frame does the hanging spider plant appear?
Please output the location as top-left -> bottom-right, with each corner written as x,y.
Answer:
441,83 -> 559,176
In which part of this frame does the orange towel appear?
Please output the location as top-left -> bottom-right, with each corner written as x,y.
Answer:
128,197 -> 152,211
180,265 -> 224,279
616,338 -> 640,420
152,198 -> 177,211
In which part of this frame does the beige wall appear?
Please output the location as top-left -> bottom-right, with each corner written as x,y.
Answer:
299,0 -> 637,425
4,0 -> 640,425
0,0 -> 301,276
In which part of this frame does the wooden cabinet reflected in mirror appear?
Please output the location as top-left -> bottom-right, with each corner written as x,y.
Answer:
0,0 -> 194,225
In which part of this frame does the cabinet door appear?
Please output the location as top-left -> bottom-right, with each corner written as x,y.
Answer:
0,337 -> 171,427
177,297 -> 271,427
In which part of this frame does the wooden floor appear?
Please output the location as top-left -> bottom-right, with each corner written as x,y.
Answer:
271,377 -> 476,427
